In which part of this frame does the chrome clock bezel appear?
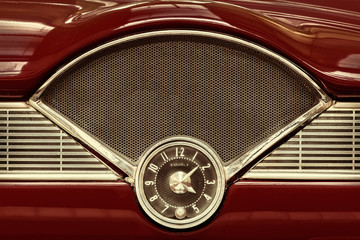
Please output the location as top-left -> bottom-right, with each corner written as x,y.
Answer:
135,136 -> 226,229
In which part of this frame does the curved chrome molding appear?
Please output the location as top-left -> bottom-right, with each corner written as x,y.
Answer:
224,97 -> 331,180
29,100 -> 137,178
29,30 -> 332,180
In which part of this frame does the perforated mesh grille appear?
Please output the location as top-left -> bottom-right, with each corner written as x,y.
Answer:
41,33 -> 321,163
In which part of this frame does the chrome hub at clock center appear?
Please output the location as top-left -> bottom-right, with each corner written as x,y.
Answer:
135,136 -> 226,229
169,171 -> 196,194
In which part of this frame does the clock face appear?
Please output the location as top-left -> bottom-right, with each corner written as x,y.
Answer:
135,137 -> 225,229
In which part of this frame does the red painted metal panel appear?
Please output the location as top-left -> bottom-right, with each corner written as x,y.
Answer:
1,181 -> 360,239
1,1 -> 360,237
0,0 -> 359,99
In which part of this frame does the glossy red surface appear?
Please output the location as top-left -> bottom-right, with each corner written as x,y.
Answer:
1,1 -> 360,239
0,0 -> 359,99
1,181 -> 360,239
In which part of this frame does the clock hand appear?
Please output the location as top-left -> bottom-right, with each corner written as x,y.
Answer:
187,186 -> 196,194
180,166 -> 198,183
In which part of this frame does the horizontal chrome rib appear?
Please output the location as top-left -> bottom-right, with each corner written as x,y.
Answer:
244,102 -> 360,180
0,103 -> 119,181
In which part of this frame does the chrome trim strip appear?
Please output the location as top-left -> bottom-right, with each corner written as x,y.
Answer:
0,102 -> 29,108
332,101 -> 360,109
29,30 -> 331,180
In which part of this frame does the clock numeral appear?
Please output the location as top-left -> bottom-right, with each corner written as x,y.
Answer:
201,163 -> 211,171
204,194 -> 212,201
206,180 -> 216,185
180,147 -> 185,157
175,147 -> 185,158
161,151 -> 169,161
148,163 -> 159,173
161,205 -> 169,213
150,195 -> 158,202
192,204 -> 200,213
145,181 -> 154,186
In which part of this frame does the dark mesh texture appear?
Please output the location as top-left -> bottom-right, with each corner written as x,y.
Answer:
41,33 -> 321,163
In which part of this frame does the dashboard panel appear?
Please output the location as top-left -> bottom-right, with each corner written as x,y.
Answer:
0,0 -> 360,239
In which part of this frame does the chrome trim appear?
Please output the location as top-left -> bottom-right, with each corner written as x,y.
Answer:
332,101 -> 360,109
243,102 -> 360,180
224,98 -> 331,180
29,30 -> 331,180
0,102 -> 120,181
0,102 -> 29,108
29,100 -> 136,178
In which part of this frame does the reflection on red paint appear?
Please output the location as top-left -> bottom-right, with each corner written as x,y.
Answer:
0,0 -> 359,99
0,182 -> 360,239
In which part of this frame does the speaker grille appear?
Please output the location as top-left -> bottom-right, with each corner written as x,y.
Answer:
41,32 -> 321,163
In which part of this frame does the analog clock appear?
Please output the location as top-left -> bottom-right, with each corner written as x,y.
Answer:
135,137 -> 225,229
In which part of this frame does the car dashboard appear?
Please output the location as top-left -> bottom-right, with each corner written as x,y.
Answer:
0,0 -> 360,239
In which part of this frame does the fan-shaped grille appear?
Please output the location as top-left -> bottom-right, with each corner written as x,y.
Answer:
40,32 -> 321,163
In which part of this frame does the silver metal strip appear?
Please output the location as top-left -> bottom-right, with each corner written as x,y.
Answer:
0,102 -> 29,108
29,30 -> 331,180
332,102 -> 360,109
244,102 -> 360,180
